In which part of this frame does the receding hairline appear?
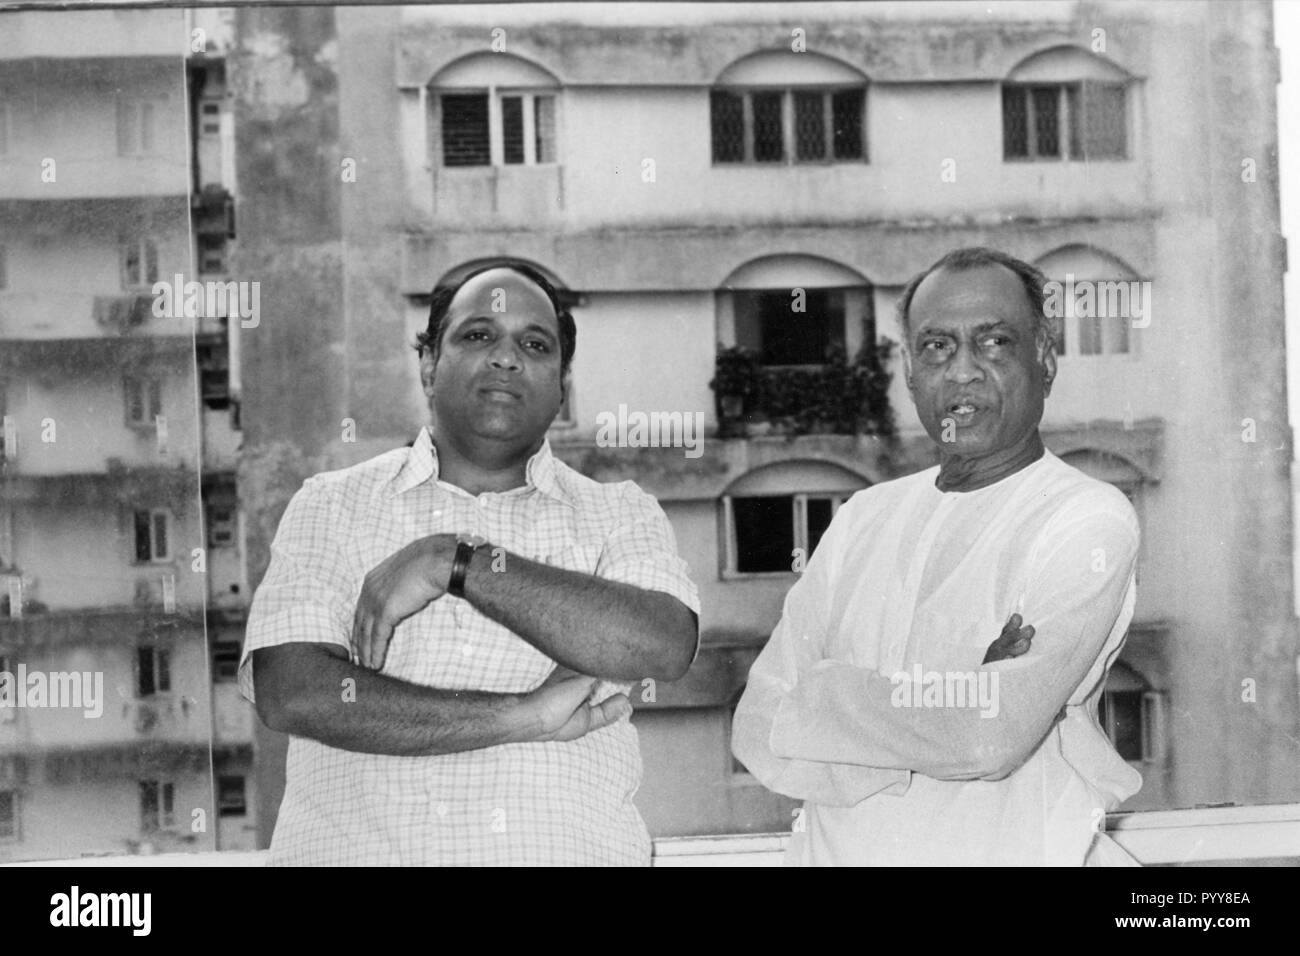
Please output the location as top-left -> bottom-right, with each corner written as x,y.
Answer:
446,267 -> 560,318
910,263 -> 1039,323
898,253 -> 1049,346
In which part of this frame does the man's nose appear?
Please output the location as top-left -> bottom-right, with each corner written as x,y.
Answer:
488,339 -> 523,371
944,343 -> 984,384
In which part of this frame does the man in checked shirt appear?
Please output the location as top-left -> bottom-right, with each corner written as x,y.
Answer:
240,263 -> 700,865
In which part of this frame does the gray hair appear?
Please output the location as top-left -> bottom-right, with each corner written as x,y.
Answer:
895,246 -> 1058,352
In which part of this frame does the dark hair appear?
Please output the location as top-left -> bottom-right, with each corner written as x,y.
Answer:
895,246 -> 1056,351
413,262 -> 577,375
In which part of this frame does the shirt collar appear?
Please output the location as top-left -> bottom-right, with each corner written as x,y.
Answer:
387,425 -> 568,503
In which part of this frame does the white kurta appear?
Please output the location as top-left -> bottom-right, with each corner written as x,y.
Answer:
732,449 -> 1143,866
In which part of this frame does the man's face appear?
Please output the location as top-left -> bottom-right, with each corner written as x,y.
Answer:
421,269 -> 566,446
904,264 -> 1054,457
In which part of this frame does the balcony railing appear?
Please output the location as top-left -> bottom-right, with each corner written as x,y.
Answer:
710,342 -> 896,439
5,804 -> 1299,866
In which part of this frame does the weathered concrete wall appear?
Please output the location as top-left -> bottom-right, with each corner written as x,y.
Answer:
231,0 -> 1299,839
230,4 -> 344,847
1175,0 -> 1295,806
394,4 -> 1153,87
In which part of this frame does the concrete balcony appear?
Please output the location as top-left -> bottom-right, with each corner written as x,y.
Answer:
0,607 -> 202,651
0,10 -> 187,61
0,465 -> 198,510
0,291 -> 191,342
0,157 -> 190,202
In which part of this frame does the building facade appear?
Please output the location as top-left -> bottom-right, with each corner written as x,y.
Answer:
3,0 -> 1296,855
0,8 -> 255,859
230,1 -> 1298,842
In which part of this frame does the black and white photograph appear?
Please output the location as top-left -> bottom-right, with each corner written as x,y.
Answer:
0,0 -> 1296,903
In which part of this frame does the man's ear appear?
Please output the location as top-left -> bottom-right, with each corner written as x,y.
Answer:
419,348 -> 437,400
560,367 -> 571,405
901,345 -> 915,391
1038,330 -> 1057,397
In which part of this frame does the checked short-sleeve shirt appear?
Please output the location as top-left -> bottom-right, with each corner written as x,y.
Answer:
239,426 -> 700,865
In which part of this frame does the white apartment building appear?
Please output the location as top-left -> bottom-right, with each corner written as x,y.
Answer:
225,1 -> 1298,841
0,8 -> 254,860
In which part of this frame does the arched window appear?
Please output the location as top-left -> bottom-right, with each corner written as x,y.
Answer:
721,460 -> 869,576
428,53 -> 560,168
1003,46 -> 1131,161
711,51 -> 868,165
718,254 -> 873,367
1035,245 -> 1145,357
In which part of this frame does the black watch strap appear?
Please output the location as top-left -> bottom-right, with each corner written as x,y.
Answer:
448,540 -> 478,598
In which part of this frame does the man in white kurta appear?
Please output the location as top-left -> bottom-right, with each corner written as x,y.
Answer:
732,248 -> 1142,866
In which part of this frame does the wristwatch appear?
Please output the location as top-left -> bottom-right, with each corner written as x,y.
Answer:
448,534 -> 487,598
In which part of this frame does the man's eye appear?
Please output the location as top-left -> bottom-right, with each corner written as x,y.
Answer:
982,335 -> 1011,349
524,340 -> 550,353
465,330 -> 490,342
921,340 -> 948,353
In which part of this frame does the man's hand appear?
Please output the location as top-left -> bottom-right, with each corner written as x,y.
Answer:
982,612 -> 1035,664
515,672 -> 631,743
352,534 -> 455,670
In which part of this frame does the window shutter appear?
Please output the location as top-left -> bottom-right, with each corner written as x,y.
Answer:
137,645 -> 155,695
133,511 -> 152,562
534,95 -> 556,163
440,93 -> 490,166
1080,81 -> 1127,158
1141,690 -> 1167,762
1030,86 -> 1061,157
793,91 -> 826,161
500,95 -> 524,165
751,91 -> 784,162
831,88 -> 864,160
710,90 -> 744,163
152,512 -> 168,561
1002,86 -> 1028,158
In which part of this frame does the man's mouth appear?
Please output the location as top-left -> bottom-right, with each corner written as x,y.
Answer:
479,382 -> 523,401
944,400 -> 984,423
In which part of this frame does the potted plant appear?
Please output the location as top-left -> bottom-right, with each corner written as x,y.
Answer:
710,345 -> 761,432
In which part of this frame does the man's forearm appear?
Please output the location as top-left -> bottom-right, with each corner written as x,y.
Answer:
459,547 -> 696,681
253,643 -> 532,756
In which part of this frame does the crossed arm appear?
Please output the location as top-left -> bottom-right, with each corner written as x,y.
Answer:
250,481 -> 697,757
731,505 -> 1138,804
